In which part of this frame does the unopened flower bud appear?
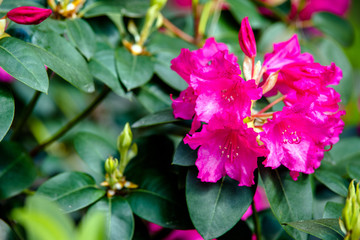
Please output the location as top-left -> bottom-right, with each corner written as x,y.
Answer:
7,6 -> 52,25
104,156 -> 118,174
238,17 -> 256,58
117,123 -> 133,152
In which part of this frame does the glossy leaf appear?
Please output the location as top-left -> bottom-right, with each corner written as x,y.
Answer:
137,83 -> 172,113
315,170 -> 349,197
73,132 -> 117,175
172,140 -> 197,166
0,87 -> 14,141
132,109 -> 180,128
91,197 -> 134,240
115,47 -> 154,91
226,0 -> 269,29
0,219 -> 16,240
36,172 -> 105,213
347,162 -> 360,179
82,0 -> 149,18
258,22 -> 295,53
89,44 -> 124,96
12,196 -> 74,240
259,166 -> 313,240
186,169 -> 255,240
77,210 -> 106,240
65,18 -> 96,60
0,142 -> 36,199
284,219 -> 344,240
312,12 -> 354,47
31,30 -> 95,93
323,202 -> 343,219
0,37 -> 48,93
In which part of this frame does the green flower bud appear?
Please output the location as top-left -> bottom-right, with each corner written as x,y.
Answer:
341,180 -> 360,240
104,156 -> 118,174
117,123 -> 133,153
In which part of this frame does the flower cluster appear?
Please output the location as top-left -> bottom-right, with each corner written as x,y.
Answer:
171,17 -> 345,186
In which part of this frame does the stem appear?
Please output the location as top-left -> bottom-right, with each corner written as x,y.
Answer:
257,95 -> 286,115
252,201 -> 262,240
30,87 -> 111,157
162,17 -> 195,44
251,112 -> 274,119
192,0 -> 202,45
11,91 -> 42,141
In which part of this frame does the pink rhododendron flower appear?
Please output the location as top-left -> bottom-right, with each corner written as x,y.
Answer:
7,6 -> 52,25
170,87 -> 197,120
184,116 -> 268,186
241,186 -> 270,220
148,222 -> 208,240
238,17 -> 257,58
0,67 -> 14,83
259,103 -> 345,180
289,0 -> 350,21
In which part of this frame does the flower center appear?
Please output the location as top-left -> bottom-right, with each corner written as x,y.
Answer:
219,132 -> 241,162
281,124 -> 302,144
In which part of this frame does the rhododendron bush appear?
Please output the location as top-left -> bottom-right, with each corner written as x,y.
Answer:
0,0 -> 359,239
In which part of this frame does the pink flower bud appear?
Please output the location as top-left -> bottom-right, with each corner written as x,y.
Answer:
238,17 -> 257,58
7,6 -> 52,25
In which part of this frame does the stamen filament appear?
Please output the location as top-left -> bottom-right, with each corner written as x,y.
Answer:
257,95 -> 286,115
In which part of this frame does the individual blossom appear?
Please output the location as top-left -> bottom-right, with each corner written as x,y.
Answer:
7,6 -> 52,25
238,17 -> 257,59
259,102 -> 345,180
184,116 -> 268,186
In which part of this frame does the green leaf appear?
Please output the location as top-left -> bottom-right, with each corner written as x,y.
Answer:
91,197 -> 134,240
0,219 -> 16,240
347,162 -> 360,180
303,38 -> 353,105
258,23 -> 295,53
283,219 -> 344,240
73,132 -> 117,175
65,18 -> 97,60
312,12 -> 354,47
186,169 -> 255,240
0,142 -> 36,199
137,83 -> 172,113
31,30 -> 95,93
259,166 -> 313,240
226,0 -> 269,29
132,109 -> 179,128
154,52 -> 188,91
0,37 -> 48,93
315,170 -> 349,197
89,44 -> 124,96
12,196 -> 75,240
172,140 -> 197,166
0,87 -> 14,141
82,0 -> 149,18
115,47 -> 154,90
36,172 -> 105,213
323,202 -> 343,219
77,211 -> 106,240
147,32 -> 196,54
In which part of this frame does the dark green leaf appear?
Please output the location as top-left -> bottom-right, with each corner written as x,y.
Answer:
258,23 -> 295,53
347,162 -> 360,180
73,132 -> 117,175
259,166 -> 313,240
115,47 -> 154,90
89,44 -> 124,96
65,18 -> 96,60
284,219 -> 344,240
137,83 -> 172,113
172,140 -> 197,166
0,0 -> 43,17
91,197 -> 134,240
323,202 -> 344,219
37,18 -> 66,35
0,37 -> 48,93
36,172 -> 105,213
147,32 -> 196,54
154,52 -> 188,91
217,220 -> 252,240
31,31 -> 95,93
0,219 -> 16,240
82,0 -> 149,18
186,169 -> 254,240
315,170 -> 349,197
132,109 -> 179,128
259,209 -> 291,240
226,0 -> 269,29
0,142 -> 36,199
312,12 -> 354,47
12,195 -> 74,240
0,87 -> 14,141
